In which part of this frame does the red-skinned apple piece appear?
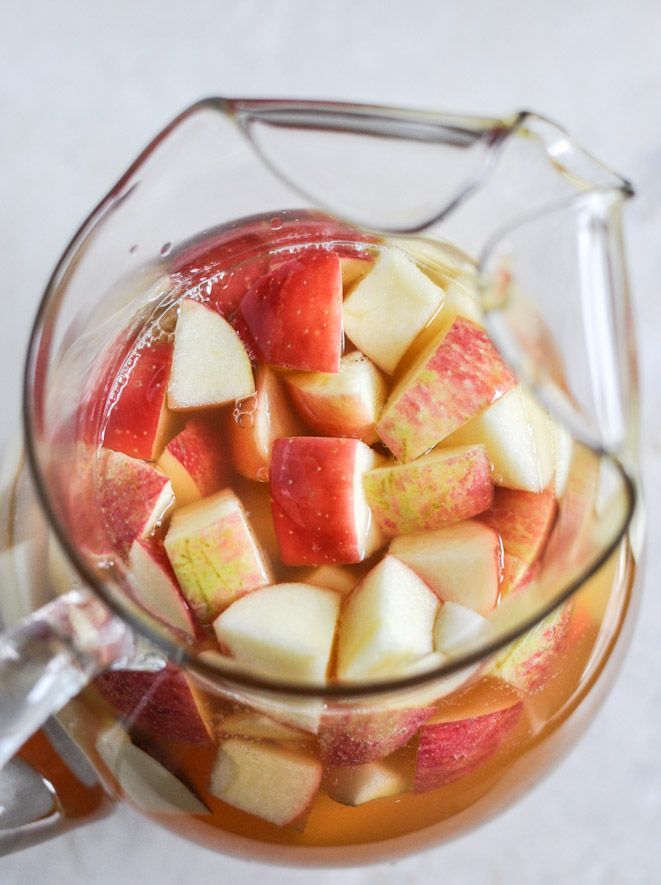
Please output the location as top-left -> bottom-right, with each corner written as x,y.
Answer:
168,299 -> 255,410
103,340 -> 178,461
363,445 -> 494,538
228,365 -> 303,481
96,449 -> 174,557
377,317 -> 516,462
319,705 -> 435,766
94,665 -> 214,744
157,414 -> 230,508
483,487 -> 557,595
127,537 -> 198,639
238,251 -> 343,373
286,351 -> 388,443
413,693 -> 524,792
164,489 -> 272,623
390,520 -> 500,615
270,437 -> 384,566
210,738 -> 323,827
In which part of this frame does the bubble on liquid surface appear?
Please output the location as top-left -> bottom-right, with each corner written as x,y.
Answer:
235,412 -> 254,428
270,217 -> 282,231
256,467 -> 269,482
160,242 -> 172,257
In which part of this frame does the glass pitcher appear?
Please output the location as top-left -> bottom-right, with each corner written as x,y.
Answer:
0,99 -> 641,864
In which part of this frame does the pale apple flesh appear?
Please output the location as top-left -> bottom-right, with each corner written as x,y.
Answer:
325,761 -> 409,806
127,537 -> 198,638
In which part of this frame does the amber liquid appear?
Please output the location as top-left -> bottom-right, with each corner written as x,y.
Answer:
60,221 -> 638,863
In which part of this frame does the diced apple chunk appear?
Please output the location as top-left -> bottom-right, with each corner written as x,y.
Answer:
337,555 -> 439,681
433,602 -> 490,653
364,445 -> 493,537
319,705 -> 434,765
326,761 -> 409,806
213,583 -> 340,684
96,727 -> 208,814
286,351 -> 388,443
442,385 -> 555,492
96,449 -> 174,557
164,489 -> 272,623
301,565 -> 357,596
377,317 -> 516,462
103,340 -> 177,461
340,254 -> 373,289
238,251 -> 343,373
343,247 -> 444,373
127,537 -> 197,638
210,739 -> 322,827
390,520 -> 500,615
218,711 -> 306,742
157,415 -> 229,508
270,437 -> 384,565
228,365 -> 303,481
168,299 -> 255,410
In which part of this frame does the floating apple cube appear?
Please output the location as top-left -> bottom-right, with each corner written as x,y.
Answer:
228,364 -> 303,481
270,436 -> 384,566
213,583 -> 340,684
239,250 -> 343,372
390,519 -> 500,615
413,698 -> 524,792
343,247 -> 445,373
127,537 -> 198,638
96,726 -> 208,815
337,555 -> 439,681
286,350 -> 388,443
443,384 -> 555,493
433,601 -> 491,653
377,317 -> 516,462
164,489 -> 272,623
168,299 -> 255,410
319,704 -> 434,765
210,738 -> 323,827
364,445 -> 493,537
326,761 -> 409,806
103,340 -> 177,461
96,449 -> 174,557
158,415 -> 229,508
95,665 -> 214,744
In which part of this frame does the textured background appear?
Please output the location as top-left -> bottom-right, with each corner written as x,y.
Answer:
1,1 -> 660,882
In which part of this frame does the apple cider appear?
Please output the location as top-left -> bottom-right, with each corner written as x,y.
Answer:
51,213 -> 635,862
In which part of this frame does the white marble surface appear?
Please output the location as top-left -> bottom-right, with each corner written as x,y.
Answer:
1,1 -> 660,882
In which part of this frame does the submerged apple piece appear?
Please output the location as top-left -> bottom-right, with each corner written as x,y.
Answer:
413,697 -> 524,793
483,487 -> 557,594
96,449 -> 174,557
390,520 -> 500,615
213,583 -> 340,683
239,251 -> 343,373
301,564 -> 357,596
286,351 -> 388,443
364,445 -> 493,537
270,437 -> 384,565
433,601 -> 491,653
210,738 -> 323,827
319,705 -> 434,766
95,665 -> 214,744
157,415 -> 229,508
218,711 -> 306,742
342,247 -> 445,374
228,365 -> 303,481
443,384 -> 555,492
325,761 -> 409,806
337,555 -> 439,681
340,254 -> 373,289
168,299 -> 255,410
492,601 -> 574,693
164,489 -> 272,623
96,727 -> 208,815
377,317 -> 516,462
127,537 -> 198,638
103,340 -> 177,461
